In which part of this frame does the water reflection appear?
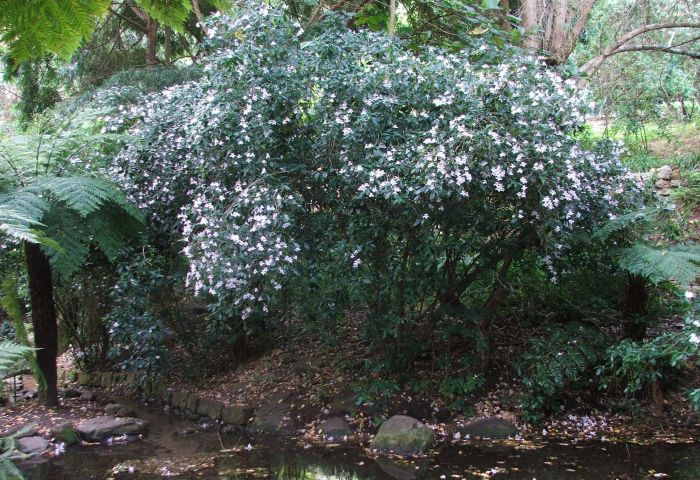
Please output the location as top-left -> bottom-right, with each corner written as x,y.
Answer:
19,401 -> 700,480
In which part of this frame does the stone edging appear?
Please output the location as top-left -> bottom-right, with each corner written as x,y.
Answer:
69,371 -> 253,428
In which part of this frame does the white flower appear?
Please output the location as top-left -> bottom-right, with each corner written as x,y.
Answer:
690,333 -> 700,345
685,291 -> 695,300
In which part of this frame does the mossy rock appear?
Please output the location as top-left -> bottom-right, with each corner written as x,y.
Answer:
51,423 -> 79,445
77,373 -> 91,386
197,398 -> 223,420
172,390 -> 189,411
370,415 -> 434,455
458,417 -> 517,439
221,405 -> 253,426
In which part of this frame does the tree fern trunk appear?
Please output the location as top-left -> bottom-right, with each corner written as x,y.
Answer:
623,274 -> 649,341
24,242 -> 58,406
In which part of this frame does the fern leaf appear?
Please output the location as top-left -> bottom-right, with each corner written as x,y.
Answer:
0,204 -> 44,243
0,341 -> 33,377
617,242 -> 700,287
593,208 -> 655,241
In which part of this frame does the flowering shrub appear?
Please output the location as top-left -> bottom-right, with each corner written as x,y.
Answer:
106,5 -> 635,350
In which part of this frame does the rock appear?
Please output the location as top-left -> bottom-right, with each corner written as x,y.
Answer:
116,407 -> 138,418
655,178 -> 672,190
79,390 -> 96,402
100,372 -> 114,387
458,417 -> 517,439
171,390 -> 189,411
221,405 -> 253,426
370,415 -> 434,455
657,165 -> 673,180
196,398 -> 222,420
186,395 -> 199,414
77,373 -> 91,386
319,417 -> 352,438
672,168 -> 682,180
671,179 -> 682,188
17,436 -> 50,454
50,423 -> 79,445
2,425 -> 37,439
251,406 -> 290,433
331,388 -> 358,415
60,389 -> 81,398
76,416 -> 148,441
105,403 -> 124,415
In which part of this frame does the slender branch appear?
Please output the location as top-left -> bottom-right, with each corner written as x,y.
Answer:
580,22 -> 700,78
611,44 -> 700,58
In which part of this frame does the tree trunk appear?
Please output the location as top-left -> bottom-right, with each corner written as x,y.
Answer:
164,27 -> 172,66
519,0 -> 596,64
623,274 -> 649,341
478,254 -> 514,370
650,378 -> 664,414
24,242 -> 58,407
389,0 -> 397,35
145,17 -> 159,66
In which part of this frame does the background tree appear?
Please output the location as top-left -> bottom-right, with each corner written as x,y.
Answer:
0,113 -> 144,405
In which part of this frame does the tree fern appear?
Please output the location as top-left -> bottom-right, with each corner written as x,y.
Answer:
0,205 -> 43,244
0,0 -> 111,61
0,280 -> 45,392
616,242 -> 700,287
0,341 -> 33,377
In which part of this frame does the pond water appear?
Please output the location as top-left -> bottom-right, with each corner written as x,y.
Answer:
19,403 -> 700,480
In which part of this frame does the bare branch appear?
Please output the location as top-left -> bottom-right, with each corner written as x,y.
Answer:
612,44 -> 700,58
580,22 -> 700,78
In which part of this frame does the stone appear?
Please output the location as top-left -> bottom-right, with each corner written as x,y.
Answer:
77,373 -> 91,386
16,436 -> 50,455
172,390 -> 189,411
671,179 -> 682,188
672,168 -> 682,180
220,405 -> 253,426
50,423 -> 79,445
655,178 -> 672,190
79,390 -> 96,402
657,165 -> 673,180
319,417 -> 352,438
100,372 -> 113,387
370,415 -> 434,455
60,389 -> 81,398
116,407 -> 138,418
76,416 -> 148,441
186,395 -> 200,414
2,425 -> 37,439
458,417 -> 517,439
105,403 -> 125,415
251,390 -> 294,432
197,398 -> 223,420
331,388 -> 358,415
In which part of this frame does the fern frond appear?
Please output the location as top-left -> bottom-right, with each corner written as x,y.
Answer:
616,242 -> 700,287
0,341 -> 33,377
593,208 -> 656,241
0,205 -> 43,243
29,176 -> 118,217
0,0 -> 111,61
136,0 -> 192,32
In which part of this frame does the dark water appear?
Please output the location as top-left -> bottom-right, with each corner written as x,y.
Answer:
20,403 -> 700,480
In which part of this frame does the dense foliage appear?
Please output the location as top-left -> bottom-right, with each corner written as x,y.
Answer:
100,5 -> 635,374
